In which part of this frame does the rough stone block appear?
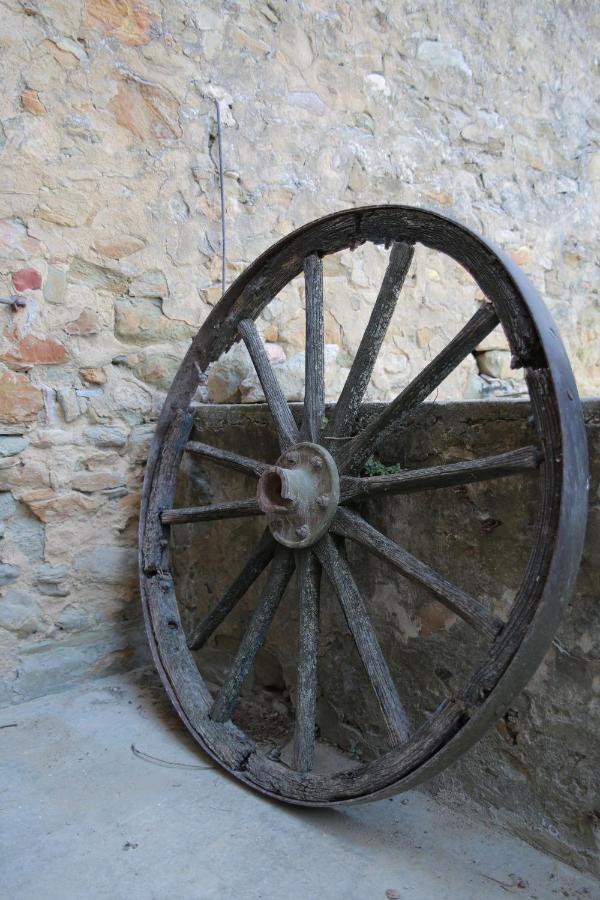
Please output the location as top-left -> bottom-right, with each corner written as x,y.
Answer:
68,257 -> 128,294
54,607 -> 89,630
108,77 -> 182,147
93,236 -> 145,260
132,351 -> 180,390
71,469 -> 125,493
0,563 -> 20,586
79,367 -> 107,385
114,299 -> 195,345
129,271 -> 168,299
57,388 -> 83,423
73,546 -> 137,584
21,490 -> 101,523
0,492 -> 17,519
35,564 -> 70,598
84,0 -> 159,47
126,424 -> 155,464
0,437 -> 28,458
0,333 -> 69,368
477,349 -> 514,380
64,309 -> 101,336
4,624 -> 149,705
12,268 -> 42,291
0,366 -> 43,425
21,89 -> 46,116
84,426 -> 128,449
43,266 -> 67,305
0,590 -> 46,637
30,429 -> 80,448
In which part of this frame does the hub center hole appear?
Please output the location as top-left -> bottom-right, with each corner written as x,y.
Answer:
259,469 -> 293,512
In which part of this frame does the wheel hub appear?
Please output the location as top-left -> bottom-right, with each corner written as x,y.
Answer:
256,442 -> 340,549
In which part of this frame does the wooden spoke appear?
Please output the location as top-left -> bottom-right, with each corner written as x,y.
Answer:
314,535 -> 411,746
238,318 -> 299,451
185,441 -> 266,479
301,254 -> 325,442
293,549 -> 321,772
340,445 -> 542,502
187,529 -> 276,651
334,303 -> 499,473
332,507 -> 503,639
324,241 -> 414,442
162,498 -> 262,525
210,547 -> 295,722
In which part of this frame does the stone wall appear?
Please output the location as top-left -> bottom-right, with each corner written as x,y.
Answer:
1,2 -> 599,702
173,400 -> 600,877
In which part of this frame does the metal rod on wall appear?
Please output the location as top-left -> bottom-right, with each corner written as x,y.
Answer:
215,99 -> 227,297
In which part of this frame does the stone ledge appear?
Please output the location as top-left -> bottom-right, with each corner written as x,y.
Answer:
174,398 -> 600,877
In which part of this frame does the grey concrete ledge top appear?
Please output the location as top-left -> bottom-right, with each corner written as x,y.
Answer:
192,397 -> 600,424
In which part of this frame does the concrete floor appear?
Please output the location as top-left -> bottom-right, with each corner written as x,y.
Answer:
1,669 -> 598,900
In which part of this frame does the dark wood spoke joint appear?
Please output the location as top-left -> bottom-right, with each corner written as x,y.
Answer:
239,318 -> 299,452
314,534 -> 411,746
301,254 -> 325,443
185,441 -> 266,479
332,507 -> 504,639
161,498 -> 262,525
335,303 -> 499,474
187,528 -> 276,651
325,241 -> 414,443
210,547 -> 295,723
340,445 -> 543,502
293,549 -> 321,772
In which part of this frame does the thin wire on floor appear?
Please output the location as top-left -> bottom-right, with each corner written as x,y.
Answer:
131,743 -> 213,771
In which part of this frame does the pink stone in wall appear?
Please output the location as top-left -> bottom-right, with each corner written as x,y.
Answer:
0,365 -> 44,424
20,489 -> 102,522
12,268 -> 42,292
21,90 -> 46,115
84,0 -> 158,47
108,78 -> 182,146
0,334 -> 69,367
64,309 -> 101,336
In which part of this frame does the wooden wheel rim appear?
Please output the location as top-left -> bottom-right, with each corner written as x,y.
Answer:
139,205 -> 588,806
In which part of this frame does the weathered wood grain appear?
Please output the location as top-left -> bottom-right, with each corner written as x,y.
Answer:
185,441 -> 266,479
301,254 -> 325,442
324,241 -> 414,443
332,507 -> 503,639
210,547 -> 295,722
334,304 -> 499,473
162,498 -> 262,525
151,575 -> 255,770
187,529 -> 276,651
244,697 -> 464,802
140,410 -> 256,771
293,549 -> 321,772
239,318 -> 299,451
142,408 -> 193,575
314,534 -> 411,746
340,445 -> 542,502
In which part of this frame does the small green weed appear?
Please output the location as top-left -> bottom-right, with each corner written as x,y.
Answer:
361,455 -> 403,477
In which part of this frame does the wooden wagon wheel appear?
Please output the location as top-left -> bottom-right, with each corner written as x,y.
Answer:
139,206 -> 588,806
